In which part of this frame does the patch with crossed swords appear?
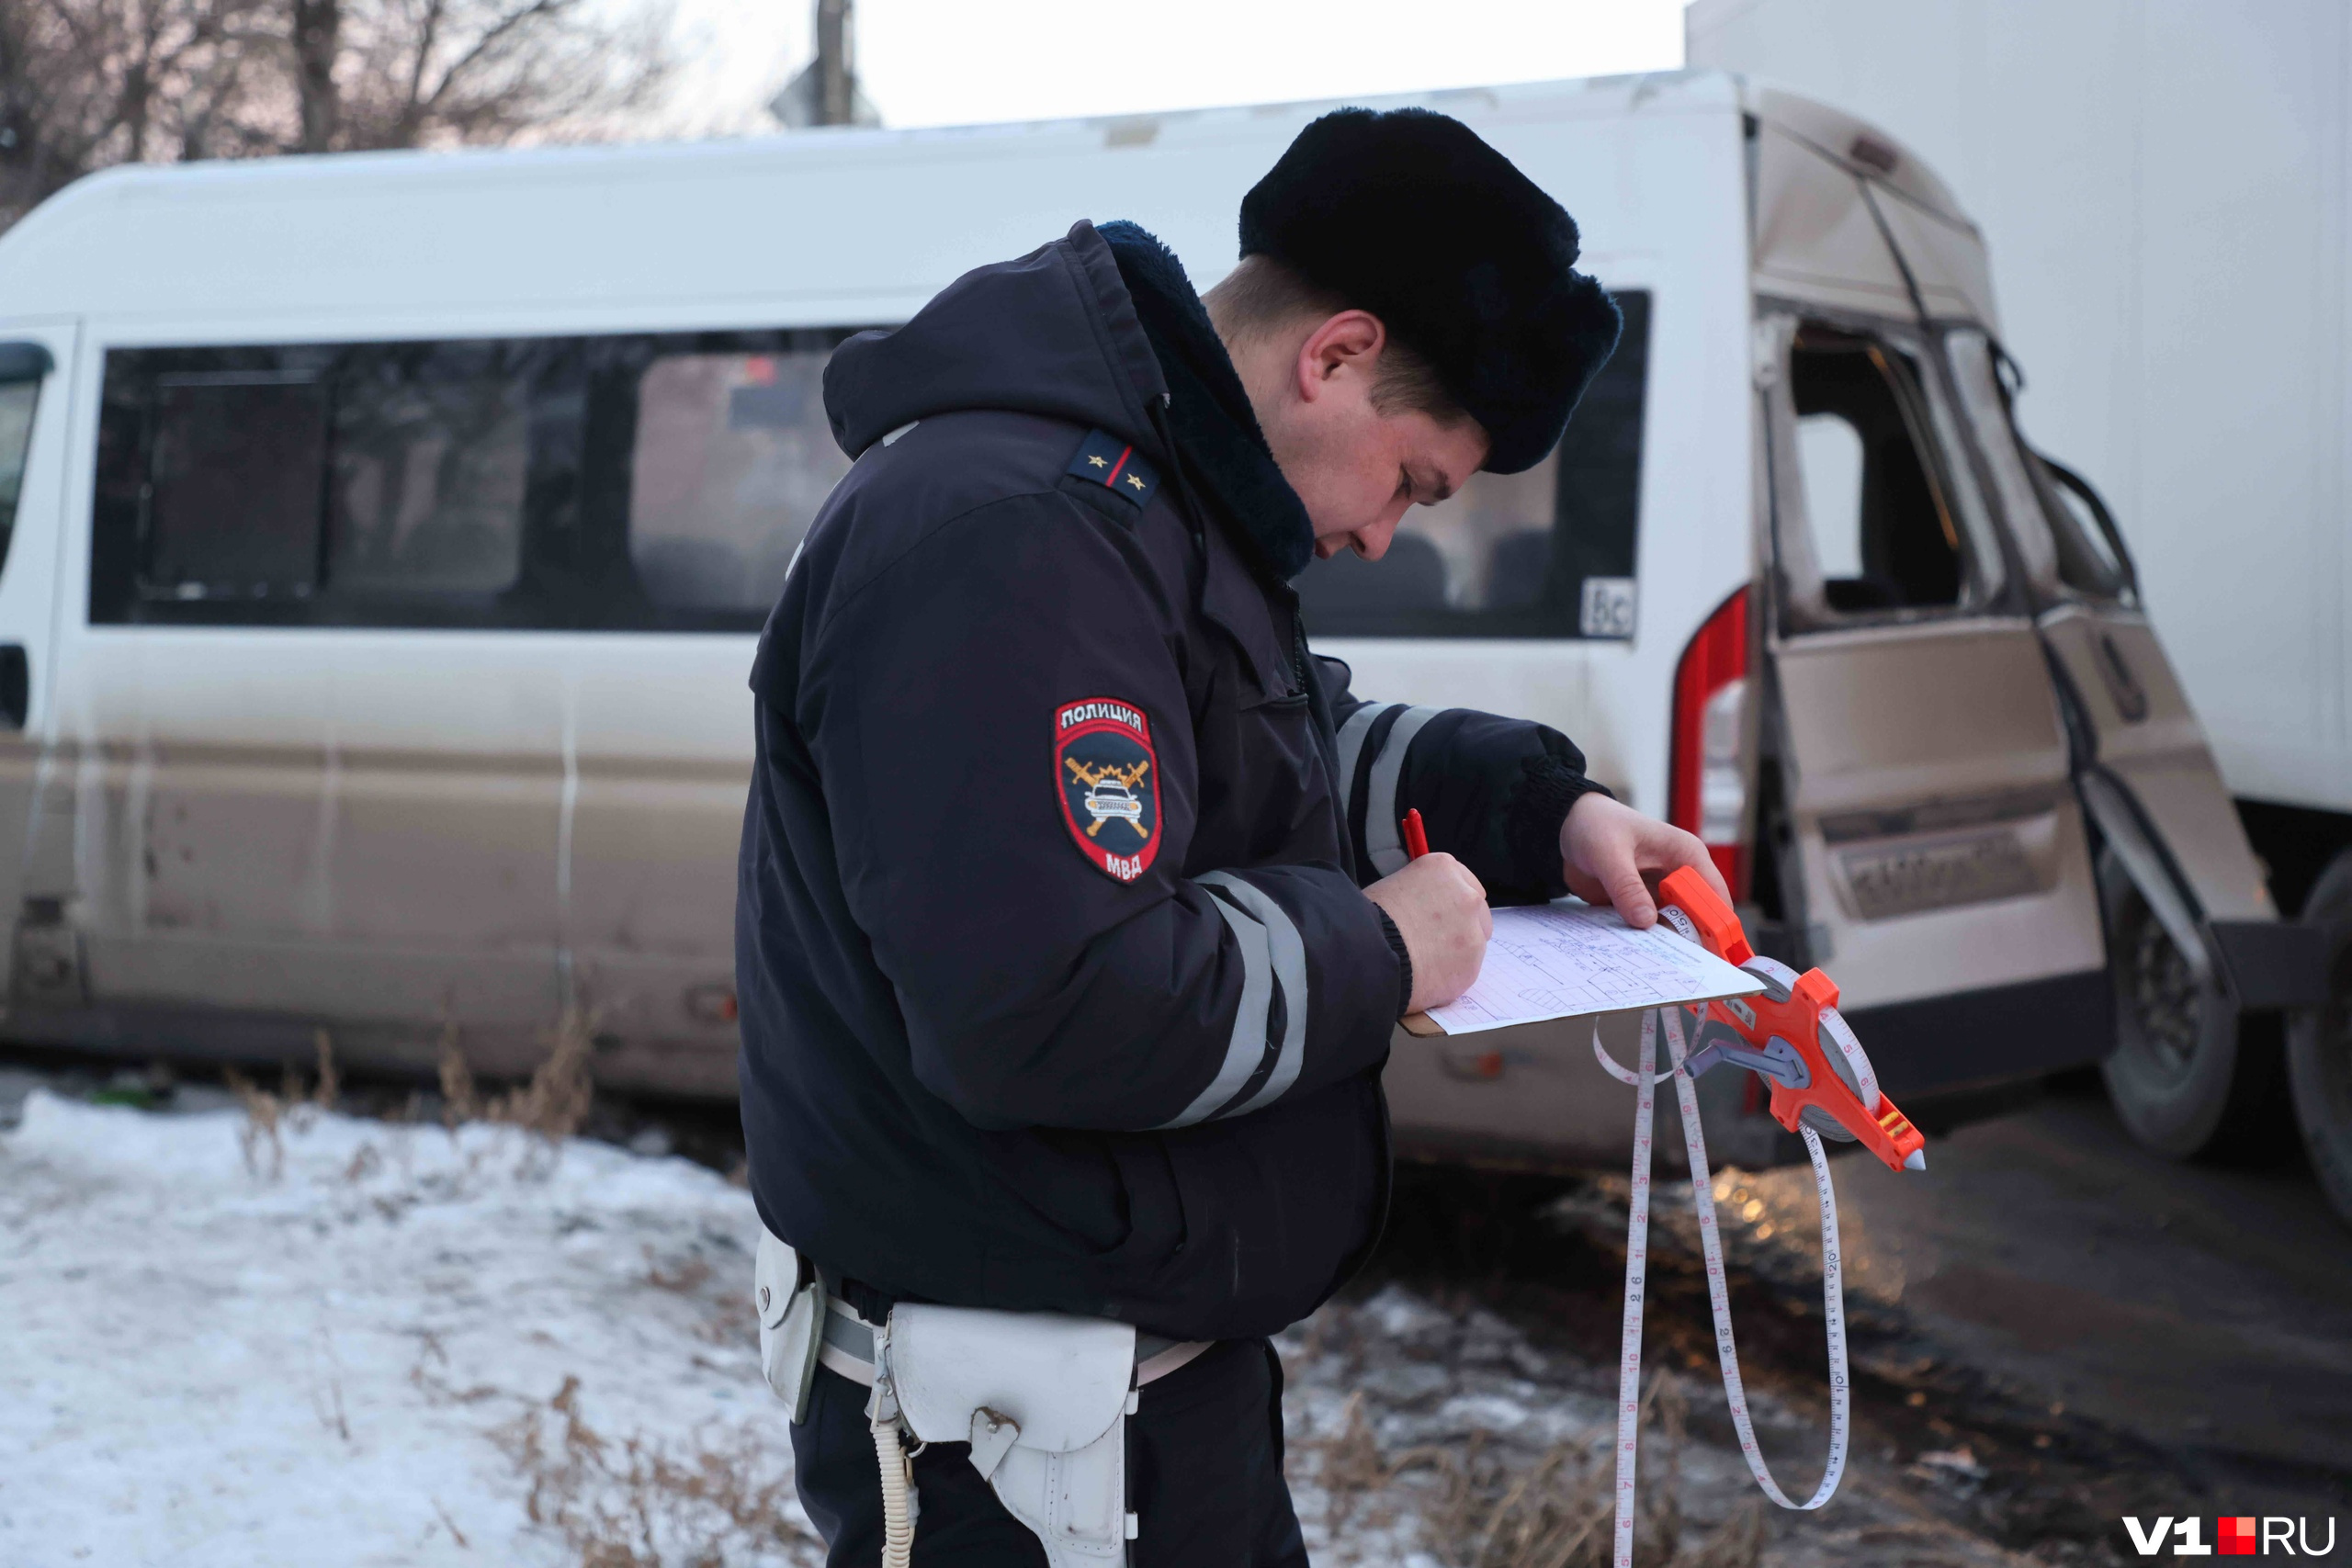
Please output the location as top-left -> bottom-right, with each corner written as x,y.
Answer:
1054,697 -> 1161,883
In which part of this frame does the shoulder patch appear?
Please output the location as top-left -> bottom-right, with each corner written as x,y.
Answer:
1065,429 -> 1160,508
1055,698 -> 1162,883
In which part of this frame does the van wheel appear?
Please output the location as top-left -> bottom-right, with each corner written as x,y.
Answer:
2098,847 -> 2240,1156
2287,852 -> 2352,1227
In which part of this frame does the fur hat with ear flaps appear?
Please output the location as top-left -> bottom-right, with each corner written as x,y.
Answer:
1238,107 -> 1622,475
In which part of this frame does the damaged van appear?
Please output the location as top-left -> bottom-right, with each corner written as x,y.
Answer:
0,73 -> 2319,1171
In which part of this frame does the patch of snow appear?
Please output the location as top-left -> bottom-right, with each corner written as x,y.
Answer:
1359,1280 -> 1456,1345
0,1090 -> 818,1567
1355,1360 -> 1454,1406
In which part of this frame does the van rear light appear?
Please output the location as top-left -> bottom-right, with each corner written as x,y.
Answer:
1668,589 -> 1750,898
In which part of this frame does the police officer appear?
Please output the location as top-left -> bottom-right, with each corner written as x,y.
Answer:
739,107 -> 1728,1564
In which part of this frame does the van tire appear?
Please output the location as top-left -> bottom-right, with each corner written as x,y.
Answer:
2286,852 -> 2352,1227
2098,847 -> 2241,1156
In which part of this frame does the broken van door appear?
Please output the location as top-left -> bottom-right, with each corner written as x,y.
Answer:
1946,331 -> 2272,924
1943,331 -> 2317,1152
1757,311 -> 2108,1097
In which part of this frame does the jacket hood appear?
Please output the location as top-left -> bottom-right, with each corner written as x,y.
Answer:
824,221 -> 1169,460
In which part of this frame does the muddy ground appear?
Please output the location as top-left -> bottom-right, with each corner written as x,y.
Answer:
1299,1073 -> 2352,1565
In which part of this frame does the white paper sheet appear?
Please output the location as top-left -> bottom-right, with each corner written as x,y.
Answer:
1424,899 -> 1765,1034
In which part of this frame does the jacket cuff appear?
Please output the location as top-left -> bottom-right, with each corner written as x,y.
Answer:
1505,756 -> 1613,894
1374,907 -> 1414,1019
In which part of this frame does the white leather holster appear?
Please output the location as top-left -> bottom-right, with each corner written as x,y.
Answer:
753,1230 -> 1139,1566
753,1230 -> 824,1423
888,1303 -> 1137,1565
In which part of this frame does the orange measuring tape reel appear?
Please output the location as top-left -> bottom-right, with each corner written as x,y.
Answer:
1655,864 -> 1925,1172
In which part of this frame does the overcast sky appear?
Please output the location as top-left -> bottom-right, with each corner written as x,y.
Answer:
657,0 -> 1689,138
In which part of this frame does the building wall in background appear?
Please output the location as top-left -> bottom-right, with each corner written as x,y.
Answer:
1689,0 -> 2351,812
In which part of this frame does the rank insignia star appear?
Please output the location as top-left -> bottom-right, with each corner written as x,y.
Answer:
1063,428 -> 1161,510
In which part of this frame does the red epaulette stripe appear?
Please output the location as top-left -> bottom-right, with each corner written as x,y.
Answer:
1103,446 -> 1133,488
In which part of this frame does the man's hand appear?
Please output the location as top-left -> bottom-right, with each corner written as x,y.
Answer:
1364,852 -> 1491,1015
1560,793 -> 1730,929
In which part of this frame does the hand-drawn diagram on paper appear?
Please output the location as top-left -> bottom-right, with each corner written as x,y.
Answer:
1425,900 -> 1764,1035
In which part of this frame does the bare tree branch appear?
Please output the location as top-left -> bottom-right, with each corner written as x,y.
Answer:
0,0 -> 677,227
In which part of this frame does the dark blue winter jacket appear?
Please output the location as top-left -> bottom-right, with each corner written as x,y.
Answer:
737,220 -> 1603,1340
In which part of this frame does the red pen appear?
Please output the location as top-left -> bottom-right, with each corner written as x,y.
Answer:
1401,808 -> 1430,860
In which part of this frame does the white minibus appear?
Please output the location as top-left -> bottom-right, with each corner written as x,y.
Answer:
0,72 -> 2312,1171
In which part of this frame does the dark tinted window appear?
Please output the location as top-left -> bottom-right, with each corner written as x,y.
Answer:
328,346 -> 533,599
149,375 -> 329,601
1295,290 -> 1650,639
93,328 -> 866,630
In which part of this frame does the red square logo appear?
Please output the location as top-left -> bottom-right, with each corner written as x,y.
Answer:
2218,1517 -> 2256,1555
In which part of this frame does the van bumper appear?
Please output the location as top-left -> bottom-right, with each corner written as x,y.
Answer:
1842,969 -> 2111,1099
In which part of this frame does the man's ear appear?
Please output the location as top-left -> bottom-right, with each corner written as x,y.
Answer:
1294,310 -> 1385,404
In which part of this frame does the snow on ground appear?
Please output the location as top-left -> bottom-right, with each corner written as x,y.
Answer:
1,1089 -> 2029,1568
0,1089 -> 820,1568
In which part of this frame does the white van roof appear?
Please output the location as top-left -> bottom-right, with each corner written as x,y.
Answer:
0,69 -> 1992,335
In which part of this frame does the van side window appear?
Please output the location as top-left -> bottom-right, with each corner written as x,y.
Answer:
1295,289 -> 1650,639
97,344 -> 534,626
629,349 -> 850,618
92,328 -> 870,630
1786,327 -> 1968,614
329,347 -> 532,599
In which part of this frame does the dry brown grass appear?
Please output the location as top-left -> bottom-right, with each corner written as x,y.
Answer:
1680,1501 -> 1769,1568
437,1006 -> 598,1143
1301,1369 -> 1769,1568
224,1032 -> 345,1178
224,1066 -> 290,1179
492,1374 -> 813,1568
312,1029 -> 341,1110
644,1246 -> 717,1296
228,1008 -> 595,1183
438,1021 -> 482,1126
1439,1374 -> 1675,1568
495,1004 -> 597,1143
407,1330 -> 503,1408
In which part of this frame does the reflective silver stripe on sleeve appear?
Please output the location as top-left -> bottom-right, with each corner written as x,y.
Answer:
1197,872 -> 1307,1118
1364,705 -> 1443,875
1156,883 -> 1274,1129
1333,703 -> 1395,814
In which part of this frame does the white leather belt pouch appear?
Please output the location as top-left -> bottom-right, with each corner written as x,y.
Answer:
752,1230 -> 824,1423
888,1303 -> 1138,1566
